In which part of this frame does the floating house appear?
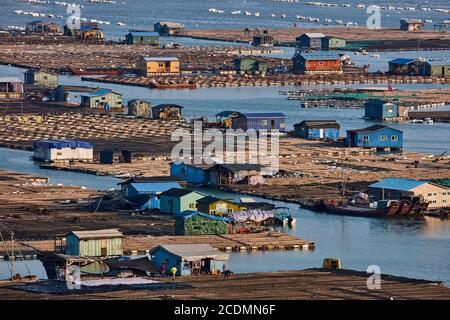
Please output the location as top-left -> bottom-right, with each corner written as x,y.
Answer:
364,100 -> 399,120
125,31 -> 160,45
434,21 -> 450,33
159,188 -> 205,215
65,229 -> 123,257
33,139 -> 93,162
123,182 -> 181,210
231,112 -> 287,132
368,178 -> 450,209
174,211 -> 231,235
24,69 -> 59,87
151,104 -> 184,120
321,36 -> 346,50
0,77 -> 24,99
293,120 -> 340,140
234,57 -> 267,74
400,19 -> 424,31
424,60 -> 450,77
154,21 -> 184,36
292,52 -> 342,75
252,33 -> 274,47
137,56 -> 180,76
346,125 -> 403,150
209,163 -> 265,186
388,58 -> 416,75
80,89 -> 123,110
296,33 -> 326,50
196,196 -> 244,216
170,162 -> 211,185
149,244 -> 229,276
64,22 -> 104,40
127,99 -> 152,118
50,85 -> 100,104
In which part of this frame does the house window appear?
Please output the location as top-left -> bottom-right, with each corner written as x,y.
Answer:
428,193 -> 432,197
227,208 -> 233,213
159,63 -> 164,68
57,152 -> 62,156
363,135 -> 370,141
391,135 -> 398,141
380,135 -> 387,141
210,210 -> 216,215
189,203 -> 195,209
261,120 -> 268,125
319,61 -> 324,65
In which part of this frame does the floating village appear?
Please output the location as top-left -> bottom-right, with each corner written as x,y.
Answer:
0,0 -> 449,300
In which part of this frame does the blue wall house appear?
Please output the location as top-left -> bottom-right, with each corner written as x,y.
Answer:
231,113 -> 287,132
149,244 -> 229,276
346,125 -> 403,150
170,162 -> 211,185
364,100 -> 399,120
159,188 -> 205,215
293,120 -> 340,140
124,182 -> 181,210
296,33 -> 326,50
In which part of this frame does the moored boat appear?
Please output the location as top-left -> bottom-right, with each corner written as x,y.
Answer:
324,200 -> 400,218
67,66 -> 124,76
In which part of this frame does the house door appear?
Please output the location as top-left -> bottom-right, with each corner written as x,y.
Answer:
271,120 -> 276,129
101,239 -> 107,256
443,67 -> 446,76
319,128 -> 324,139
201,259 -> 211,273
169,199 -> 174,213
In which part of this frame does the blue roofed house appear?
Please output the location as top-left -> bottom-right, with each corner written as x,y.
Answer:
80,89 -> 123,110
364,100 -> 399,120
231,113 -> 287,132
346,125 -> 403,150
125,31 -> 160,45
296,33 -> 326,50
33,139 -> 93,162
149,244 -> 229,276
388,58 -> 416,75
159,188 -> 205,215
123,182 -> 181,210
170,162 -> 211,185
368,178 -> 450,209
293,120 -> 340,140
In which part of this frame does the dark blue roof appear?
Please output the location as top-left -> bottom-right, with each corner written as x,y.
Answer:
174,210 -> 231,222
130,182 -> 181,194
81,89 -> 119,98
365,100 -> 396,107
239,113 -> 286,119
128,31 -> 159,37
369,178 -> 427,191
389,58 -> 415,65
33,139 -> 93,149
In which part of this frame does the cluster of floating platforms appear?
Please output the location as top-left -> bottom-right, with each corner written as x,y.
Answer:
85,74 -> 450,89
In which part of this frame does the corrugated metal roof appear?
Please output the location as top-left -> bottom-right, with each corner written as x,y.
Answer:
389,58 -> 415,65
294,120 -> 340,129
302,33 -> 326,38
213,163 -> 264,172
299,52 -> 341,61
161,188 -> 202,198
0,77 -> 23,83
427,60 -> 450,66
130,182 -> 181,193
70,229 -> 123,240
240,113 -> 286,118
196,196 -> 237,206
347,124 -> 402,134
81,89 -> 120,98
128,31 -> 159,37
142,56 -> 179,62
150,243 -> 229,261
368,178 -> 427,191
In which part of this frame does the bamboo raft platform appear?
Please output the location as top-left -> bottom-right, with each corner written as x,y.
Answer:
2,232 -> 314,257
85,74 -> 450,89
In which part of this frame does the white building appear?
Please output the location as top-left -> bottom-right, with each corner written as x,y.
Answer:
33,139 -> 93,162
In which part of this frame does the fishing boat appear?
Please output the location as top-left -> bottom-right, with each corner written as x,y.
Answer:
67,66 -> 124,76
324,200 -> 400,218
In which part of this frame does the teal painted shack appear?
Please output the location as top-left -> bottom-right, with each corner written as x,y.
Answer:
364,100 -> 398,120
159,188 -> 205,214
170,162 -> 211,184
346,124 -> 403,150
321,36 -> 346,50
65,229 -> 123,257
174,211 -> 231,235
149,244 -> 229,276
234,57 -> 267,73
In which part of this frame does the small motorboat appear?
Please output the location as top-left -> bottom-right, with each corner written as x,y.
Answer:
274,207 -> 296,227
